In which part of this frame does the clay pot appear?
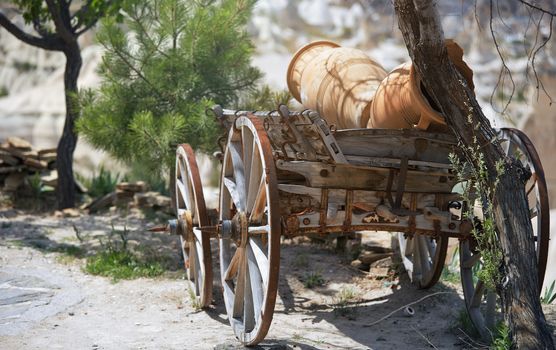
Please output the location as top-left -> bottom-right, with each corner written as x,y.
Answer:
368,40 -> 474,130
287,41 -> 387,129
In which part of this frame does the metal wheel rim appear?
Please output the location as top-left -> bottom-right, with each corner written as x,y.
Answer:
176,144 -> 212,307
398,233 -> 448,288
459,127 -> 550,340
218,115 -> 280,346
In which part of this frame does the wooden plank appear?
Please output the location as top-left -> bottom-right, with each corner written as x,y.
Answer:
276,160 -> 456,193
333,128 -> 458,164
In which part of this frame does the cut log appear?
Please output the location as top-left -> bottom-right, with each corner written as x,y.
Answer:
7,136 -> 32,150
0,165 -> 25,174
86,192 -> 117,212
23,158 -> 47,170
116,181 -> 147,193
0,151 -> 20,165
38,148 -> 57,156
359,250 -> 393,265
38,152 -> 57,163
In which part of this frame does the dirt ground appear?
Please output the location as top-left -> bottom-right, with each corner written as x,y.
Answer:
1,208 -> 555,350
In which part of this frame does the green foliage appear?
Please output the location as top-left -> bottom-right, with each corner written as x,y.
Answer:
78,0 -> 261,178
449,105 -> 504,290
541,280 -> 556,304
333,286 -> 359,319
85,224 -> 164,281
491,322 -> 512,350
13,0 -> 124,31
78,166 -> 121,198
303,271 -> 325,289
441,246 -> 461,284
27,173 -> 43,199
85,249 -> 164,281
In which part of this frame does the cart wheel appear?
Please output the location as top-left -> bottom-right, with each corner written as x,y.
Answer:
397,233 -> 448,288
219,116 -> 281,346
459,128 -> 550,340
175,144 -> 212,308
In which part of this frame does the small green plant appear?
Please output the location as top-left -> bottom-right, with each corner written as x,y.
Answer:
333,286 -> 359,319
449,105 -> 504,290
441,246 -> 461,284
27,173 -> 44,199
84,223 -> 164,281
293,253 -> 309,268
303,271 -> 325,288
188,288 -> 202,311
541,280 -> 556,304
78,166 -> 120,198
491,322 -> 512,349
85,250 -> 164,282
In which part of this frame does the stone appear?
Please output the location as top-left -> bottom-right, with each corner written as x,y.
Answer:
370,256 -> 393,269
62,208 -> 80,218
4,172 -> 26,191
350,259 -> 369,271
41,171 -> 58,187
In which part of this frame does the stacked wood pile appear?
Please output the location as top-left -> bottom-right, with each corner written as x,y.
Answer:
85,181 -> 172,214
351,245 -> 394,277
0,137 -> 58,192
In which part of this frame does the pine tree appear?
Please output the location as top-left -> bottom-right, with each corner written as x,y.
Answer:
78,0 -> 261,177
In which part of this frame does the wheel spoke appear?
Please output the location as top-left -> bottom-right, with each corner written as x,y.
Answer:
249,237 -> 269,288
247,244 -> 264,324
249,178 -> 267,223
229,141 -> 247,209
223,177 -> 243,210
232,250 -> 247,319
243,256 -> 255,332
225,247 -> 244,281
246,146 -> 263,212
242,126 -> 255,195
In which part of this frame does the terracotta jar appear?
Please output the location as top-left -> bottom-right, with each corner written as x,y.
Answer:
368,40 -> 474,130
287,41 -> 387,129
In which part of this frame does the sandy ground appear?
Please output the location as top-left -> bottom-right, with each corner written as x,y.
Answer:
0,209 -> 554,350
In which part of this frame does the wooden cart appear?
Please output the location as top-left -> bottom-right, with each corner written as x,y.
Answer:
171,105 -> 549,345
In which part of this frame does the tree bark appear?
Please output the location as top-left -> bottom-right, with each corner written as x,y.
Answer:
393,0 -> 554,348
57,43 -> 82,209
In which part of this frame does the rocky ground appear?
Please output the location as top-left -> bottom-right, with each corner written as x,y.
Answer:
0,208 -> 554,350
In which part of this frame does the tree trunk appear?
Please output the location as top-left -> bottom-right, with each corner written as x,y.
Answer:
57,43 -> 82,209
393,0 -> 554,348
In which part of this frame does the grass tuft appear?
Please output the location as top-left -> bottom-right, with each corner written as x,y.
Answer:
85,250 -> 164,282
303,271 -> 325,288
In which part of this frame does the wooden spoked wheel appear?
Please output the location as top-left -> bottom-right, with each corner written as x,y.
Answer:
459,128 -> 549,340
175,144 -> 212,308
218,116 -> 281,345
397,233 -> 448,288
